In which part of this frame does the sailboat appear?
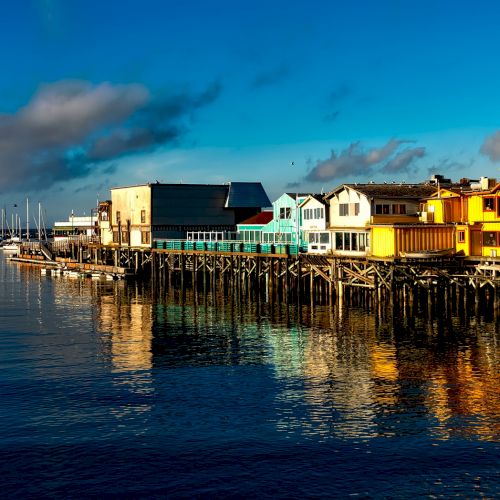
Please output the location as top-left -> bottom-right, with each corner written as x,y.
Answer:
0,200 -> 32,253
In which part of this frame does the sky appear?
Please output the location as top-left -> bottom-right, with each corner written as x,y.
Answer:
1,0 -> 500,225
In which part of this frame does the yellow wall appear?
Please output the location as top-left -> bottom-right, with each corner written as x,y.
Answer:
467,193 -> 500,223
371,225 -> 454,258
424,196 -> 462,223
370,226 -> 395,257
479,222 -> 500,257
455,224 -> 470,256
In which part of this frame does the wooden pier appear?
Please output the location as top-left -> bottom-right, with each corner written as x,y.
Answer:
14,239 -> 500,313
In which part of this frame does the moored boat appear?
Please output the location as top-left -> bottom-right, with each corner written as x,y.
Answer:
399,248 -> 454,259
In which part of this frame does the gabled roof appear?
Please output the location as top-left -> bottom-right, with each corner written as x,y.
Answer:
423,187 -> 462,199
299,194 -> 327,208
225,182 -> 271,208
325,183 -> 436,200
285,192 -> 314,199
238,211 -> 274,225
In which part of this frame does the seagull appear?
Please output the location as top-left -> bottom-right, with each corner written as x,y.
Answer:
290,161 -> 295,166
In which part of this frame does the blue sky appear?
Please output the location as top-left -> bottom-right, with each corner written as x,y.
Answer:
1,0 -> 500,223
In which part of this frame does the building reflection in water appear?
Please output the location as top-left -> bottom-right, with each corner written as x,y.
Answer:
93,282 -> 155,424
97,292 -> 153,373
267,302 -> 499,443
42,272 -> 500,444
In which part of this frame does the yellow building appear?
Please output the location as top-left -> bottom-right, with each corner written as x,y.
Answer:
416,177 -> 500,257
420,187 -> 464,224
370,224 -> 455,258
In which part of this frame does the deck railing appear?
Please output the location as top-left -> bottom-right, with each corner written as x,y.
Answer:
152,239 -> 306,255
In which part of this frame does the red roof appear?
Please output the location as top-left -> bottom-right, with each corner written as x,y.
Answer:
239,211 -> 273,225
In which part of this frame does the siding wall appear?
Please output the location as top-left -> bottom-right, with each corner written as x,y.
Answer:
301,197 -> 327,231
371,225 -> 454,258
111,185 -> 151,247
329,188 -> 371,227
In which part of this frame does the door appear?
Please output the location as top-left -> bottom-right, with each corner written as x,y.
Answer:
470,229 -> 482,256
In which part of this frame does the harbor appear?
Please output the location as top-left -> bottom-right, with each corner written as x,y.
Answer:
7,173 -> 500,313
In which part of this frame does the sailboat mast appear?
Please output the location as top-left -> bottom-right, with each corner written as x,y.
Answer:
26,198 -> 29,241
26,198 -> 30,241
38,202 -> 41,242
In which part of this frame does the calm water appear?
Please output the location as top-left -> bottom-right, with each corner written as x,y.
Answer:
1,254 -> 499,498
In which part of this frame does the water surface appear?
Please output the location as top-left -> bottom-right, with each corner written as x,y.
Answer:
1,254 -> 499,497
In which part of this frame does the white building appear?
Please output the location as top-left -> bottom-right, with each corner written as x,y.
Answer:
53,213 -> 98,241
299,195 -> 330,253
324,183 -> 436,256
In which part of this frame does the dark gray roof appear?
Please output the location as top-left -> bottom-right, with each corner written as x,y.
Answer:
285,192 -> 316,198
326,183 -> 437,200
226,182 -> 271,208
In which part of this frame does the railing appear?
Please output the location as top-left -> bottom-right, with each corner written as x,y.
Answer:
153,239 -> 306,255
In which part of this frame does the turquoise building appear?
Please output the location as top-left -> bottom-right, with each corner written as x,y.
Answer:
236,193 -> 308,248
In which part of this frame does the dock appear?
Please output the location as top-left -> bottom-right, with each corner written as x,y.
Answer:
8,238 -> 500,317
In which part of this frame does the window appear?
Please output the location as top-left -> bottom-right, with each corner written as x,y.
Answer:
335,232 -> 343,249
334,231 -> 369,251
141,210 -> 146,223
309,232 -> 330,244
343,232 -> 351,250
351,232 -> 357,250
375,204 -> 390,214
392,204 -> 406,214
483,197 -> 495,211
141,231 -> 150,244
483,232 -> 499,247
276,233 -> 292,243
313,207 -> 324,219
121,231 -> 129,244
241,230 -> 261,242
279,207 -> 291,219
112,231 -> 119,243
116,211 -> 121,223
457,230 -> 465,243
359,233 -> 366,251
320,233 -> 329,244
339,203 -> 358,216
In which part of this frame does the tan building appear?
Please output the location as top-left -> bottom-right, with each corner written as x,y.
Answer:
99,182 -> 271,248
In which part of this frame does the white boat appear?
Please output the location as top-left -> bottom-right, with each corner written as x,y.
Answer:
0,241 -> 20,252
64,270 -> 81,278
399,248 -> 454,259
